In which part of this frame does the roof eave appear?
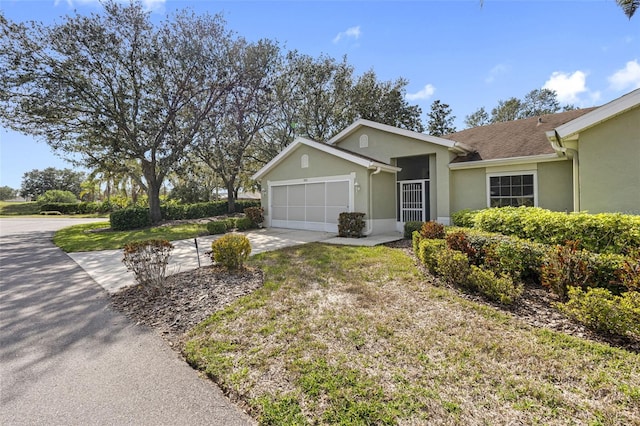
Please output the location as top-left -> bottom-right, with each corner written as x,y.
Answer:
448,153 -> 565,170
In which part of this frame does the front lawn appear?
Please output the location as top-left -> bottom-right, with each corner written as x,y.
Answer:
184,244 -> 640,425
53,221 -> 209,252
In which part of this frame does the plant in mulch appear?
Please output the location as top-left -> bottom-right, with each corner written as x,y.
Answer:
244,207 -> 265,227
211,233 -> 252,270
122,239 -> 174,292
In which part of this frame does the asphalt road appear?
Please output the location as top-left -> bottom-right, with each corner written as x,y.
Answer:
0,218 -> 254,425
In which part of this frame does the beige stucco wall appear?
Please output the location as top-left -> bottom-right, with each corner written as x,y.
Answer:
450,168 -> 486,212
537,160 -> 573,212
577,106 -> 640,214
449,159 -> 574,214
336,127 -> 456,221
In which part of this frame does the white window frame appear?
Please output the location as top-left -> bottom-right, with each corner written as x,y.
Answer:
486,171 -> 538,208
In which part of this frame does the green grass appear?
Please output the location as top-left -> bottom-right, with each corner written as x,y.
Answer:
0,201 -> 40,216
53,221 -> 210,252
185,243 -> 640,425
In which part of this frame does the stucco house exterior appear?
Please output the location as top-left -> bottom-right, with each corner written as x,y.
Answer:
252,88 -> 640,234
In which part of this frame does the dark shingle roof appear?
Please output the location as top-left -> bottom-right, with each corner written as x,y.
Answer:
444,108 -> 597,162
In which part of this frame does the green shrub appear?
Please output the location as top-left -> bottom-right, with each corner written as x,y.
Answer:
468,265 -> 523,305
420,221 -> 445,239
445,231 -> 479,265
37,189 -> 78,204
412,230 -> 422,255
404,221 -> 424,239
122,239 -> 173,291
618,251 -> 640,292
451,209 -> 478,228
244,207 -> 265,227
560,287 -> 640,339
435,249 -> 471,286
338,212 -> 366,237
471,207 -> 640,255
417,238 -> 446,274
211,233 -> 251,270
235,216 -> 254,231
541,241 -> 591,301
485,239 -> 547,283
206,221 -> 228,235
223,217 -> 237,230
110,208 -> 152,231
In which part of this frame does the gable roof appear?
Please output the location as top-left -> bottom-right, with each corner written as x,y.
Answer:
328,119 -> 473,155
252,136 -> 400,181
551,88 -> 640,142
443,108 -> 596,163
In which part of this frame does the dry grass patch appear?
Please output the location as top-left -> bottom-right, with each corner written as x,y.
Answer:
185,243 -> 640,425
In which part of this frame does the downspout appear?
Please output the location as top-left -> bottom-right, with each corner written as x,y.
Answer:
550,132 -> 580,212
364,167 -> 382,236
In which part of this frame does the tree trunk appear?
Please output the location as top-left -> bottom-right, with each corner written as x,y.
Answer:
148,183 -> 162,224
226,180 -> 236,213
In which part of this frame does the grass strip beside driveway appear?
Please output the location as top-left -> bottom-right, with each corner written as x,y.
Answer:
184,243 -> 640,425
54,222 -> 209,252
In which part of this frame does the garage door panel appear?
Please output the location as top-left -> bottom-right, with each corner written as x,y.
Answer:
326,181 -> 349,206
306,183 -> 325,207
269,178 -> 350,232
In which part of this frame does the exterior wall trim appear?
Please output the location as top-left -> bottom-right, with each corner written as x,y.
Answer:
449,153 -> 564,170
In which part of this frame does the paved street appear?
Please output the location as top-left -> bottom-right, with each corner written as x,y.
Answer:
0,218 -> 254,425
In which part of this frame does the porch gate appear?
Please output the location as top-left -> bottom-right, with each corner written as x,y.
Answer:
399,180 -> 428,222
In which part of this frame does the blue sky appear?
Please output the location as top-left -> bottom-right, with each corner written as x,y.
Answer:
1,0 -> 639,190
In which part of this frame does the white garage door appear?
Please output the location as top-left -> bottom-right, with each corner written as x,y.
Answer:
270,180 -> 350,232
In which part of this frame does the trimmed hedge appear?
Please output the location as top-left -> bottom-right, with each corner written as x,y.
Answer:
110,208 -> 152,231
206,221 -> 228,235
161,200 -> 260,220
404,221 -> 424,239
39,201 -> 116,214
462,207 -> 640,255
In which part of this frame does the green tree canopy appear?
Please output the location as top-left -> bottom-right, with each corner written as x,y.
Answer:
0,2 -> 235,223
19,167 -> 85,199
427,100 -> 456,136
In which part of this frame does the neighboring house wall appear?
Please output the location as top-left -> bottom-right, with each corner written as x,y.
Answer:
336,127 -> 456,223
578,107 -> 640,214
537,160 -> 574,212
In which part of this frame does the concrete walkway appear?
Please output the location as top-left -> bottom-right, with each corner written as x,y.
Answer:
69,228 -> 403,293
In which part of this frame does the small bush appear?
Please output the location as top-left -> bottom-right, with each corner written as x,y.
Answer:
235,216 -> 254,231
37,189 -> 78,205
417,238 -> 446,274
122,239 -> 173,291
338,212 -> 366,238
420,221 -> 445,239
468,266 -> 523,305
541,241 -> 591,300
445,231 -> 479,265
244,207 -> 265,227
211,233 -> 252,270
560,287 -> 640,339
404,221 -> 424,239
617,250 -> 640,292
451,209 -> 477,228
206,221 -> 228,235
435,249 -> 471,286
485,239 -> 546,283
412,230 -> 422,254
110,208 -> 152,231
223,217 -> 237,230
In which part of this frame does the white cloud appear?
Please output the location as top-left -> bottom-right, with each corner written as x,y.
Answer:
543,71 -> 588,104
608,60 -> 640,91
405,84 -> 436,101
333,26 -> 361,44
485,64 -> 509,84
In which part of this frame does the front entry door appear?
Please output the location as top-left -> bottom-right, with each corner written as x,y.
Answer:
399,180 -> 428,222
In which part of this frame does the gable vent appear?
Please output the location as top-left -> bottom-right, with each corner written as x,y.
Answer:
359,134 -> 369,148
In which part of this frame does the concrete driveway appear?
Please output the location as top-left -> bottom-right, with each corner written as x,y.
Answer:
0,218 -> 254,425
